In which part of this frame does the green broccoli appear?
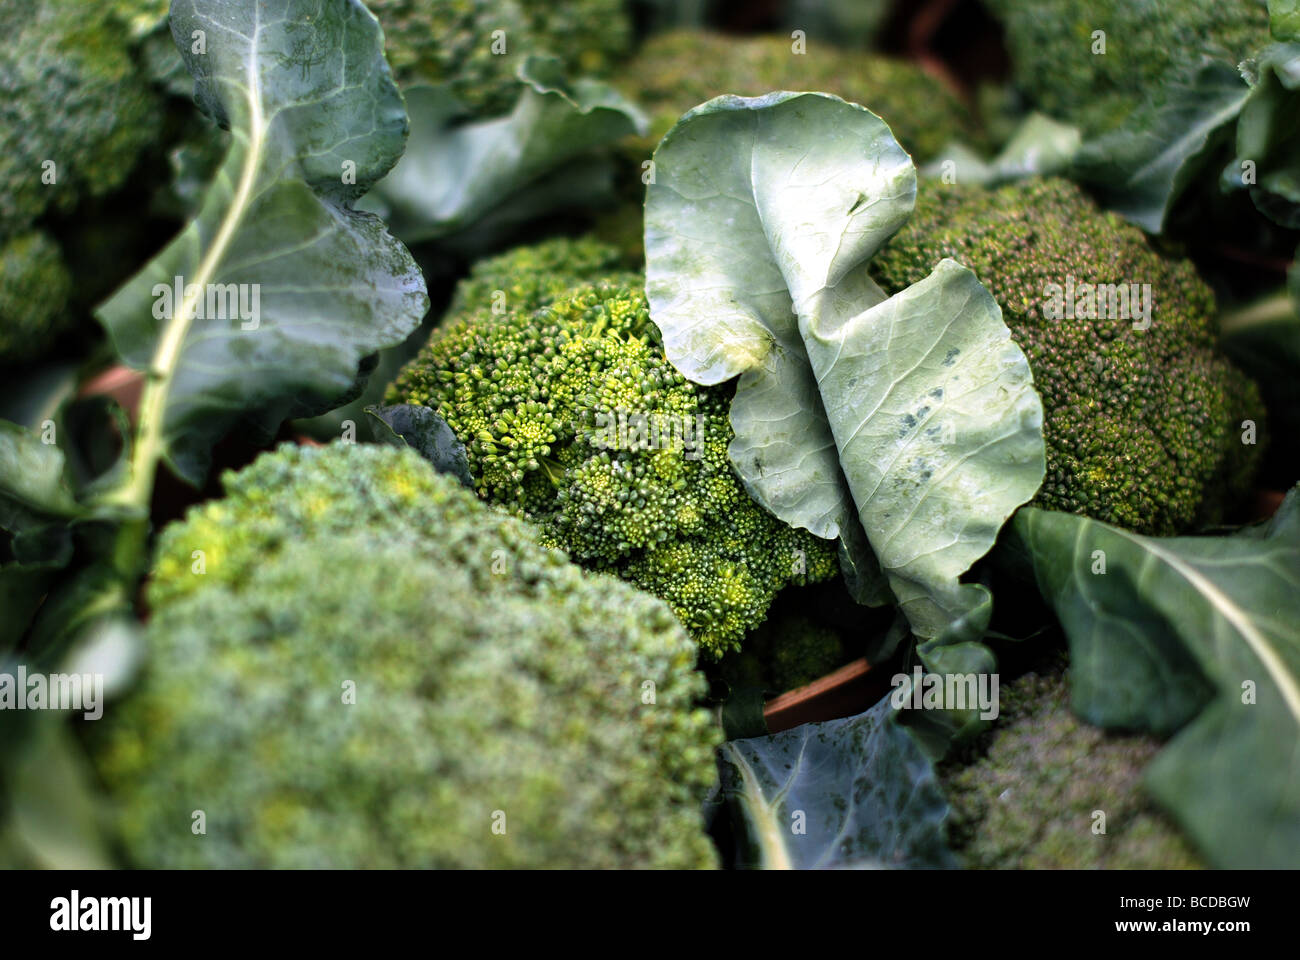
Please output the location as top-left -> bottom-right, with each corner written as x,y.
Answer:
0,0 -> 162,233
0,231 -> 73,367
365,0 -> 632,115
939,665 -> 1203,869
94,442 -> 719,869
986,0 -> 1270,138
721,609 -> 848,695
615,31 -> 986,164
594,30 -> 987,262
870,177 -> 1264,535
387,238 -> 840,656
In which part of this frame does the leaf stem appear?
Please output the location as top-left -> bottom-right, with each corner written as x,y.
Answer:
99,51 -> 266,583
104,55 -> 266,517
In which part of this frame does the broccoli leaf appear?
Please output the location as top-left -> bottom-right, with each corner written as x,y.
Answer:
923,112 -> 1081,186
0,420 -> 83,528
1220,286 -> 1300,466
366,55 -> 647,244
96,0 -> 428,489
365,403 -> 473,488
1225,43 -> 1300,229
645,93 -> 1045,642
1012,493 -> 1300,869
1071,58 -> 1250,234
717,691 -> 956,869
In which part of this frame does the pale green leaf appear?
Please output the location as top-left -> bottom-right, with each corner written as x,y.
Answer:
97,0 -> 428,487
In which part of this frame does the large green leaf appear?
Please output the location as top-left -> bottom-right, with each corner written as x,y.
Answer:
645,93 -> 1045,640
717,692 -> 956,869
1071,58 -> 1250,234
366,56 -> 646,244
1013,494 -> 1300,868
97,0 -> 428,488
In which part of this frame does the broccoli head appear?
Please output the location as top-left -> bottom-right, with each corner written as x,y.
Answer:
365,0 -> 632,115
95,442 -> 719,869
0,231 -> 73,367
615,30 -> 987,163
0,0 -> 162,232
871,177 -> 1264,535
939,666 -> 1203,869
388,238 -> 839,656
986,0 -> 1270,137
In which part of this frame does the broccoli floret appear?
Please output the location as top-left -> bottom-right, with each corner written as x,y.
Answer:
365,0 -> 632,115
387,238 -> 839,656
0,231 -> 73,367
765,617 -> 845,693
615,31 -> 986,163
938,666 -> 1203,869
871,178 -> 1264,535
721,610 -> 847,695
95,442 -> 719,869
0,0 -> 162,233
986,0 -> 1270,138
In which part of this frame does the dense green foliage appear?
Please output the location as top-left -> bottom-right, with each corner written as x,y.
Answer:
95,443 -> 718,868
367,0 -> 631,114
872,177 -> 1264,535
940,666 -> 1203,869
388,238 -> 839,655
987,0 -> 1270,137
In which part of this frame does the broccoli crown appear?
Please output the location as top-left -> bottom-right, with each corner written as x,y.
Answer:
987,0 -> 1270,137
365,0 -> 632,115
0,231 -> 73,367
388,238 -> 839,656
0,0 -> 162,233
938,666 -> 1203,869
615,30 -> 986,163
871,177 -> 1264,535
97,442 -> 718,869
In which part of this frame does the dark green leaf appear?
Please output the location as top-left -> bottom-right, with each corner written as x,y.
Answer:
1072,58 -> 1250,234
1227,44 -> 1300,229
718,692 -> 956,869
365,404 -> 473,487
